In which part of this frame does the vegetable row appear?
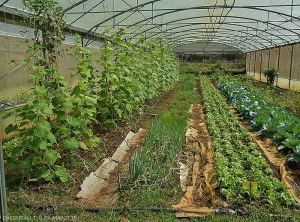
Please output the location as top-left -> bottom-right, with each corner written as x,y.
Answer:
199,76 -> 294,206
126,75 -> 197,207
217,79 -> 300,162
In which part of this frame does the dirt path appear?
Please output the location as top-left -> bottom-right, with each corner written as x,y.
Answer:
173,104 -> 216,217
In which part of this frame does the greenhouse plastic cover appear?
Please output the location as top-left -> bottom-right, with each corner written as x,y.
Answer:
1,0 -> 300,52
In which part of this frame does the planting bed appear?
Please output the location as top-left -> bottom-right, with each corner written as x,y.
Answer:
4,78 -> 183,221
4,74 -> 300,221
199,76 -> 294,208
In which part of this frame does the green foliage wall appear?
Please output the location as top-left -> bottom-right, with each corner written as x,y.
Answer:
2,0 -> 179,183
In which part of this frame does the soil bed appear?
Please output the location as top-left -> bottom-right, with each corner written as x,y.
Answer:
174,104 -> 214,210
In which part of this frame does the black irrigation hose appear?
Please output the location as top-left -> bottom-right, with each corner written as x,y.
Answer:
13,200 -> 300,219
83,207 -> 247,216
84,207 -> 176,213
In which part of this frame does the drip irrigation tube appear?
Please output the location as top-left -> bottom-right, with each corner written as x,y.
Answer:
0,128 -> 7,221
13,201 -> 300,219
83,206 -> 246,216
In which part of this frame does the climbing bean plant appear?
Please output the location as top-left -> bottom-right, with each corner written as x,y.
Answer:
4,0 -> 98,183
95,29 -> 179,128
3,1 -> 179,183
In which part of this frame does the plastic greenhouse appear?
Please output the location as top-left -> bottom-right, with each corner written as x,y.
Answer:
0,0 -> 300,220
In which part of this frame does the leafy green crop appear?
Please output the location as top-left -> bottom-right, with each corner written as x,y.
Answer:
200,76 -> 294,206
217,79 -> 300,162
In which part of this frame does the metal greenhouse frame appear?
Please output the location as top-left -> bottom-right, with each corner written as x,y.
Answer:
1,1 -> 300,220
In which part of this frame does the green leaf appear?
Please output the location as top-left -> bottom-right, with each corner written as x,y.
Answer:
110,74 -> 119,85
20,159 -> 32,169
34,100 -> 48,110
79,141 -> 87,150
72,86 -> 81,96
44,150 -> 61,165
45,172 -> 56,183
10,59 -> 16,65
63,100 -> 73,109
35,167 -> 51,179
284,138 -> 300,149
6,162 -> 16,171
294,145 -> 300,154
19,120 -> 30,127
63,138 -> 79,149
47,133 -> 57,143
58,126 -> 71,138
124,67 -> 131,74
36,122 -> 51,137
34,86 -> 47,96
81,129 -> 93,139
39,141 -> 49,150
289,153 -> 300,163
88,137 -> 100,147
104,120 -> 116,129
43,107 -> 53,115
5,124 -> 18,134
9,146 -> 24,158
83,95 -> 97,105
32,156 -> 42,165
242,181 -> 257,195
54,165 -> 69,182
69,118 -> 81,127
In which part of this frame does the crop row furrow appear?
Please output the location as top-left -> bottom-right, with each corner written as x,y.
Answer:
199,76 -> 294,206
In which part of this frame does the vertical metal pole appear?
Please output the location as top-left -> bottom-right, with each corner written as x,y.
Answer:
81,35 -> 85,58
289,45 -> 294,89
113,0 -> 115,28
268,48 -> 271,69
260,51 -> 262,81
277,47 -> 281,87
291,0 -> 294,20
181,46 -> 183,62
151,3 -> 154,24
0,128 -> 8,221
248,53 -> 251,74
254,51 -> 257,74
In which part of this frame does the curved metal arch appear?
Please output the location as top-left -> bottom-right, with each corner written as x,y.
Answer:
174,42 -> 248,53
127,22 -> 285,52
82,1 -> 300,38
177,38 -> 252,52
173,40 -> 245,52
65,0 -> 106,28
174,34 -> 261,52
168,34 -> 252,51
127,6 -> 300,35
173,38 -> 250,52
84,0 -> 162,36
166,32 -> 269,51
0,0 -> 10,8
63,0 -> 89,13
145,27 -> 280,50
130,31 -> 254,53
129,15 -> 298,43
131,19 -> 290,47
143,21 -> 287,42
